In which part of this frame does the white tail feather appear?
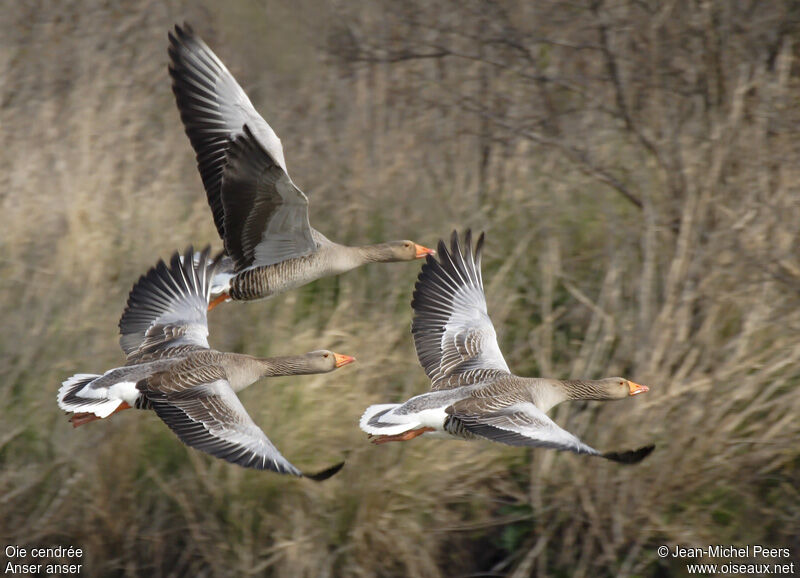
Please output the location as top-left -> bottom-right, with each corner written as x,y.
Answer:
57,374 -> 100,407
57,373 -> 135,418
359,404 -> 421,436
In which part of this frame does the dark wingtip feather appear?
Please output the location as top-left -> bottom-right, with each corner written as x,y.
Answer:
437,238 -> 448,258
475,231 -> 485,258
170,22 -> 194,43
167,22 -> 231,242
303,461 -> 345,481
449,229 -> 459,251
601,444 -> 655,465
463,229 -> 474,271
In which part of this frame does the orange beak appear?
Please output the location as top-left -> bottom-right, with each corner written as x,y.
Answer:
628,380 -> 649,396
333,353 -> 356,368
414,244 -> 436,259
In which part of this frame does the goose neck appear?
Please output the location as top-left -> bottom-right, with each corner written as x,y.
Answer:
256,355 -> 315,378
558,379 -> 613,401
354,243 -> 396,264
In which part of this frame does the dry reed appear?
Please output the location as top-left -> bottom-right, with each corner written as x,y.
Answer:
0,1 -> 798,576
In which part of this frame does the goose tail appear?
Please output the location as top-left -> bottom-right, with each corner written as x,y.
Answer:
57,372 -> 134,426
57,374 -> 103,411
359,404 -> 420,436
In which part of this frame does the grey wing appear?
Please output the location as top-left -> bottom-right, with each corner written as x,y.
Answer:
411,230 -> 511,390
448,397 -> 601,457
221,125 -> 315,270
119,247 -> 218,361
168,24 -> 297,250
143,367 -> 304,475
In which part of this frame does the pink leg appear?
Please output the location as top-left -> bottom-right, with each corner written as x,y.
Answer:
371,427 -> 435,445
70,402 -> 131,428
207,293 -> 230,311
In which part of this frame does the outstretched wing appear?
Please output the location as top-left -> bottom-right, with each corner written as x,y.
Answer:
143,362 -> 341,478
119,246 -> 218,361
411,230 -> 510,390
168,24 -> 315,269
449,397 -> 600,455
449,397 -> 654,464
221,125 -> 315,269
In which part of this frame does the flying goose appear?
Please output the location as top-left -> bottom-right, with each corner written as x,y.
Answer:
167,24 -> 434,310
58,247 -> 354,479
360,231 -> 655,464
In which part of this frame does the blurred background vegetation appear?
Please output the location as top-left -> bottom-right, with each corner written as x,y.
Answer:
1,0 -> 799,576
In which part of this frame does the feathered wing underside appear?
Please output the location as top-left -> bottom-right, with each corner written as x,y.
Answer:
448,397 -> 600,456
119,247 -> 216,361
142,365 -> 304,475
168,23 -> 288,241
412,230 -> 510,390
222,125 -> 315,270
449,397 -> 655,464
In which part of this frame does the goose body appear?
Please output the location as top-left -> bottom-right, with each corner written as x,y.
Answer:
167,25 -> 433,307
360,231 -> 654,464
223,230 -> 415,302
58,248 -> 353,478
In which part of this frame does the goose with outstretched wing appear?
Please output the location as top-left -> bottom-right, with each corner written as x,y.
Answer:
58,247 -> 353,479
360,231 -> 654,464
167,24 -> 434,310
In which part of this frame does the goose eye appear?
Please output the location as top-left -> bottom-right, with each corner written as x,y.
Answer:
323,353 -> 329,358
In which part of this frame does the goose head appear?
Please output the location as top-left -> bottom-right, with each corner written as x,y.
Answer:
600,377 -> 650,399
371,240 -> 435,262
304,350 -> 357,372
560,377 -> 650,401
